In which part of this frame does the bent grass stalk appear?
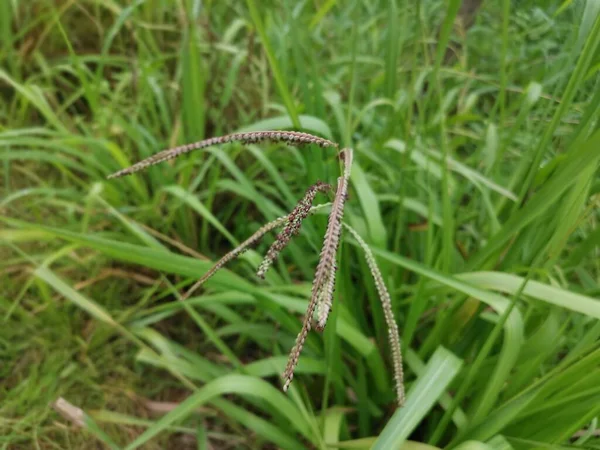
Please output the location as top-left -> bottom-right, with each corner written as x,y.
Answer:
108,130 -> 404,406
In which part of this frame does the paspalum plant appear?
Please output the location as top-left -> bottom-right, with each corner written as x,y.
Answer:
108,130 -> 405,406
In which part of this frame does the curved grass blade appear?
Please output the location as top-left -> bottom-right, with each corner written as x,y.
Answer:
123,374 -> 315,450
373,347 -> 462,449
458,272 -> 600,319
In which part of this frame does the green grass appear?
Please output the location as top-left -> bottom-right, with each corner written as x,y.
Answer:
1,0 -> 600,449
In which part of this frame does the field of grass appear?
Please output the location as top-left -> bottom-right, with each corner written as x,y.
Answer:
2,0 -> 600,449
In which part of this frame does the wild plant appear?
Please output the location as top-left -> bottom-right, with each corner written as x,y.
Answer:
108,130 -> 405,406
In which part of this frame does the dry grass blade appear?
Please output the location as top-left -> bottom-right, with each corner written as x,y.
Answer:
282,148 -> 353,391
52,397 -> 119,448
52,397 -> 85,427
108,131 -> 338,179
257,181 -> 331,279
181,203 -> 332,300
343,223 -> 405,406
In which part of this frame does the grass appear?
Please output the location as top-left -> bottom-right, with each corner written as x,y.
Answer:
1,0 -> 600,449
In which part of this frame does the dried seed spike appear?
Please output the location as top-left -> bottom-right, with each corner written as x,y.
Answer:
282,301 -> 315,392
107,131 -> 338,179
257,181 -> 331,279
343,223 -> 405,407
181,216 -> 288,301
314,261 -> 336,332
313,148 -> 353,331
181,203 -> 333,300
282,148 -> 353,390
52,397 -> 85,428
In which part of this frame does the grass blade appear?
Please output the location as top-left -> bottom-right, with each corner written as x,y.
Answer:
124,374 -> 314,449
245,0 -> 300,127
373,346 -> 462,449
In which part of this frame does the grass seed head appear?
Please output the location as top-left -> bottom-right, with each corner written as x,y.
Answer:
108,131 -> 337,179
282,149 -> 353,389
257,181 -> 331,279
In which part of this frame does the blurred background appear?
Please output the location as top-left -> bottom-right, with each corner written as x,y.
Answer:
1,0 -> 600,449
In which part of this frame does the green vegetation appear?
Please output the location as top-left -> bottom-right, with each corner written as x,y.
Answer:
1,0 -> 600,449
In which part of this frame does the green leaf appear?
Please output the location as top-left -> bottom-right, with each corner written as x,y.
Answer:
162,185 -> 238,245
453,442 -> 494,450
373,347 -> 463,449
469,127 -> 600,268
124,374 -> 313,449
34,266 -> 117,326
458,272 -> 600,319
244,0 -> 300,128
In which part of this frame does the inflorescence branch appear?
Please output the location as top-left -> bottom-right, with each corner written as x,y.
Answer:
107,130 -> 404,407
